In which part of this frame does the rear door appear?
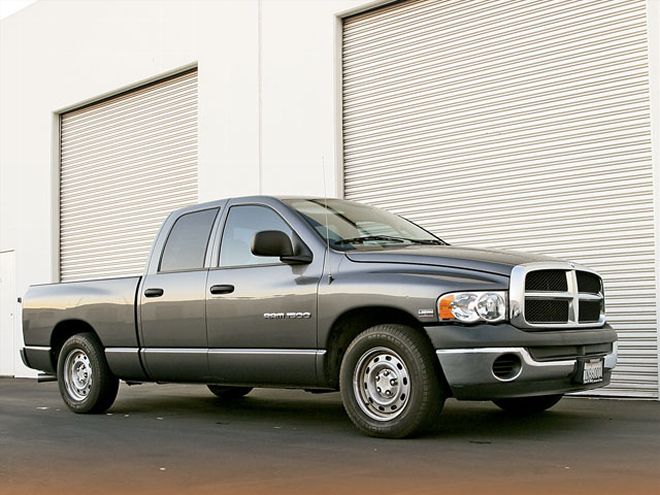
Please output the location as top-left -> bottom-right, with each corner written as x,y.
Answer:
139,207 -> 219,381
205,201 -> 324,386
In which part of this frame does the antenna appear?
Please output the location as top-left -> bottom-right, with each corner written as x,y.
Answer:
321,156 -> 333,283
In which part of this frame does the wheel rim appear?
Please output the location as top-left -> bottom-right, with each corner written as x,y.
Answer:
353,346 -> 411,422
63,349 -> 93,402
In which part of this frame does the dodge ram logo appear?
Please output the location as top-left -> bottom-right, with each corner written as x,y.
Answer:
264,312 -> 312,320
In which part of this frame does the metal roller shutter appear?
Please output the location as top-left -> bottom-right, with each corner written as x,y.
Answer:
342,0 -> 657,398
60,69 -> 198,282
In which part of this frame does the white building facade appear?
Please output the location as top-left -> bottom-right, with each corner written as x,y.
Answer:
1,0 -> 659,399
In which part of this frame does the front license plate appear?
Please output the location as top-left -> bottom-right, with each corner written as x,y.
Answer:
577,358 -> 604,384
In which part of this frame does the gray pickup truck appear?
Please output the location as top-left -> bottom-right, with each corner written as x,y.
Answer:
21,196 -> 617,437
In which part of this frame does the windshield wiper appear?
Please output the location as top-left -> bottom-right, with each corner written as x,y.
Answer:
405,238 -> 445,245
334,235 -> 407,245
334,235 -> 444,246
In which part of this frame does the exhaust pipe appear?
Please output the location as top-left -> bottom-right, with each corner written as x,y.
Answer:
37,373 -> 57,383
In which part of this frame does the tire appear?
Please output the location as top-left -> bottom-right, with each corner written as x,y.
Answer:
57,333 -> 119,414
340,324 -> 444,438
493,394 -> 563,415
207,385 -> 253,400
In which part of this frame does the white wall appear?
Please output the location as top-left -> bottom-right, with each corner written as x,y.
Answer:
0,0 -> 371,377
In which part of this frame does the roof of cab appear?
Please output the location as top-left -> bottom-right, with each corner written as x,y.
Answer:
171,195 -> 340,215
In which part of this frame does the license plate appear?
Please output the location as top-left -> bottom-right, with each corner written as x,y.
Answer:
577,358 -> 604,384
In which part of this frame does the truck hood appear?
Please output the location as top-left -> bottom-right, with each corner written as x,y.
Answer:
344,245 -> 556,276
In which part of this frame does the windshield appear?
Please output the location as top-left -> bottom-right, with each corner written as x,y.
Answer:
283,198 -> 446,250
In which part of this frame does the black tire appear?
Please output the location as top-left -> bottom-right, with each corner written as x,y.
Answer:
340,324 -> 444,438
57,333 -> 119,414
207,385 -> 253,400
493,394 -> 563,415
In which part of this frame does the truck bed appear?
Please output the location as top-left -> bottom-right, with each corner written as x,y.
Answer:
21,276 -> 142,372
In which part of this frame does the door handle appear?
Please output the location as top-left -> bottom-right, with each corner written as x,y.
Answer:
210,284 -> 234,295
144,288 -> 164,298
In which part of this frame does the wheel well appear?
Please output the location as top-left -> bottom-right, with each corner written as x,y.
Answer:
323,307 -> 442,390
50,320 -> 99,369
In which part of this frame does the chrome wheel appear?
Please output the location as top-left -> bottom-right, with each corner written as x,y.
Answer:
353,346 -> 411,422
63,349 -> 93,402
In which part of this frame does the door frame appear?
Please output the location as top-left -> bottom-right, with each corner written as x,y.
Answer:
0,250 -> 16,377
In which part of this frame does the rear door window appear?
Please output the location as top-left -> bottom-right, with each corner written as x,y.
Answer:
160,208 -> 218,272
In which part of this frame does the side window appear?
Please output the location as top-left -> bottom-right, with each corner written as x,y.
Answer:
159,209 -> 218,272
219,205 -> 292,267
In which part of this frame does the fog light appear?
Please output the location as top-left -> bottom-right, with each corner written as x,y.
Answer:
492,354 -> 522,381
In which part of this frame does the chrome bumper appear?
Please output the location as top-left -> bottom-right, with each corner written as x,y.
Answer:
436,343 -> 617,400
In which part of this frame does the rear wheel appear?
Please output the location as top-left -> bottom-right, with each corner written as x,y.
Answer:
57,333 -> 119,413
493,394 -> 563,415
207,385 -> 253,400
340,324 -> 444,438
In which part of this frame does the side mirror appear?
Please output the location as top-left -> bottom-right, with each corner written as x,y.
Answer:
252,230 -> 294,257
251,230 -> 313,265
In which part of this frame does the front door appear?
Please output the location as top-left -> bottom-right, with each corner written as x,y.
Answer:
206,204 -> 322,386
139,208 -> 218,381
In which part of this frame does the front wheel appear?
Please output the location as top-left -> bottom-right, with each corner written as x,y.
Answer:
493,394 -> 563,415
57,333 -> 119,413
340,324 -> 444,438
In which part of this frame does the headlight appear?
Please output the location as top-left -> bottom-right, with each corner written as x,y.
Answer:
438,291 -> 508,323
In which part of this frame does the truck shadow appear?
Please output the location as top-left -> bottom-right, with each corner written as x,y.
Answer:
111,385 -> 600,440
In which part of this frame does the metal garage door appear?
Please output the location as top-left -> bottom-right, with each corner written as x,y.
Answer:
342,0 -> 657,398
60,69 -> 198,282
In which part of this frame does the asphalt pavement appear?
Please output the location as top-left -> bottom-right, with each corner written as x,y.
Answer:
1,378 -> 658,495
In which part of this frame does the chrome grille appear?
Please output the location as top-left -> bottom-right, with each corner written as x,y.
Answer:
510,263 -> 606,330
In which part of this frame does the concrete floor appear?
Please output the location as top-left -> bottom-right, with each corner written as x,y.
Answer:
0,378 -> 658,495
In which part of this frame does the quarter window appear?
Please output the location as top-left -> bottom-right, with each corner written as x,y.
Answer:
219,205 -> 292,267
159,209 -> 218,272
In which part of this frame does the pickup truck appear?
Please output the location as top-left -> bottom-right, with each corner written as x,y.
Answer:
21,196 -> 617,438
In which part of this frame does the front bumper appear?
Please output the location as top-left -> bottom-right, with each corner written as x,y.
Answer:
436,344 -> 617,399
426,323 -> 617,399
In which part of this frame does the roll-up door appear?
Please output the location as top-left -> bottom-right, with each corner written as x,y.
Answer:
60,69 -> 198,282
342,0 -> 657,398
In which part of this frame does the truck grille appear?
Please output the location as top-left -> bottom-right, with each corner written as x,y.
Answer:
525,299 -> 569,323
579,300 -> 602,322
576,271 -> 601,294
528,342 -> 613,361
510,263 -> 606,329
525,270 -> 568,292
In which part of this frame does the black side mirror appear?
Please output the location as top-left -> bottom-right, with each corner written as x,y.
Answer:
252,230 -> 294,257
251,230 -> 313,265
